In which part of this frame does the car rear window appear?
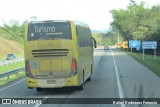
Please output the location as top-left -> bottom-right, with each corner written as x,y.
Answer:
7,54 -> 14,57
27,21 -> 72,41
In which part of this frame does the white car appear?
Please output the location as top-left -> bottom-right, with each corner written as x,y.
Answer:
104,46 -> 109,50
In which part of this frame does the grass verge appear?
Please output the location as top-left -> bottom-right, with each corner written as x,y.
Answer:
0,62 -> 24,74
0,61 -> 25,85
126,52 -> 160,76
0,71 -> 25,85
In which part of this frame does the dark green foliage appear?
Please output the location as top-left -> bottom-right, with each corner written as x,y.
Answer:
0,20 -> 27,45
110,0 -> 160,55
92,32 -> 119,46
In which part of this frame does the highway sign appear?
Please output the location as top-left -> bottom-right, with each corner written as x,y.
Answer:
142,41 -> 157,49
142,41 -> 157,60
123,41 -> 128,49
129,40 -> 141,50
136,47 -> 140,51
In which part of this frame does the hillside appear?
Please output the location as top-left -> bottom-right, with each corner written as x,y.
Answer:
0,37 -> 24,57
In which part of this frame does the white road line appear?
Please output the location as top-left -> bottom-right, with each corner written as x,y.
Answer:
0,78 -> 25,91
111,50 -> 126,107
34,96 -> 49,107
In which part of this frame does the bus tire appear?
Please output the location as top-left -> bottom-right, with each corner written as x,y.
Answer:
87,65 -> 93,81
78,82 -> 84,90
87,76 -> 91,81
36,88 -> 43,92
77,71 -> 84,90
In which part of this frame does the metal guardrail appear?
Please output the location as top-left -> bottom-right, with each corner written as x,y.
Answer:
0,67 -> 25,82
0,57 -> 24,66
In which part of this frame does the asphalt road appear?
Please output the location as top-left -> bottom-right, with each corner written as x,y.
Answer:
0,49 -> 160,107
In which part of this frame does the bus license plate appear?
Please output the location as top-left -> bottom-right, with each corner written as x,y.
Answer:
47,80 -> 56,84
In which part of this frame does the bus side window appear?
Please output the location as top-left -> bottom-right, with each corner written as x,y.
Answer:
76,26 -> 82,47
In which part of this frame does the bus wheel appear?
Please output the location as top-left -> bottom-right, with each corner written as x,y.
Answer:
87,65 -> 93,81
78,82 -> 84,90
87,76 -> 91,81
77,71 -> 84,90
36,88 -> 43,92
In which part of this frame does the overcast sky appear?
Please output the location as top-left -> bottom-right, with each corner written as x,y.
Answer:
0,0 -> 160,30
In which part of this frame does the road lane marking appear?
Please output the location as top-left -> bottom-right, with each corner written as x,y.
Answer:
0,78 -> 25,91
34,96 -> 48,107
111,50 -> 126,107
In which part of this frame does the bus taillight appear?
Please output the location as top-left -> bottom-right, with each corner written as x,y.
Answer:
72,58 -> 76,71
25,60 -> 33,78
69,58 -> 77,77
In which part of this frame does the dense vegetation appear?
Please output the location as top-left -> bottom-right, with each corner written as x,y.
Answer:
110,0 -> 160,54
92,31 -> 121,46
0,20 -> 27,45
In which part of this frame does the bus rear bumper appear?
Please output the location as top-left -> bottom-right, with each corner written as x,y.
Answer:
26,74 -> 79,88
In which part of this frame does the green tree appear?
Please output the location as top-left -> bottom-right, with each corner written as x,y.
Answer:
110,0 -> 160,54
0,20 -> 27,45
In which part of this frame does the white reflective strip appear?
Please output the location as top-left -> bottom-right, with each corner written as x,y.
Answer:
111,50 -> 126,107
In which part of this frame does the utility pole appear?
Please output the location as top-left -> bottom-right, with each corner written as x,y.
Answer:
118,30 -> 120,44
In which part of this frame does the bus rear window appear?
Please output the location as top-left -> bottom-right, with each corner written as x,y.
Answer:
27,21 -> 72,41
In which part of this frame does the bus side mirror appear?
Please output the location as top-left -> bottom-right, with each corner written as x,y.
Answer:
91,37 -> 97,48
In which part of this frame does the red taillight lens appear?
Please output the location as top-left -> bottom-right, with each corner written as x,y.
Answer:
69,58 -> 77,77
25,60 -> 30,72
72,58 -> 76,71
25,60 -> 33,78
25,60 -> 31,72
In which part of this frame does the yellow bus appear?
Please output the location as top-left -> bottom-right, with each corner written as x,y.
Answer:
24,20 -> 97,92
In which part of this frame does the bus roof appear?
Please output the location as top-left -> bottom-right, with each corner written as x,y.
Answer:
29,20 -> 89,28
